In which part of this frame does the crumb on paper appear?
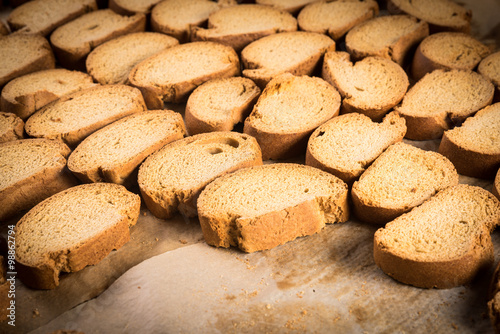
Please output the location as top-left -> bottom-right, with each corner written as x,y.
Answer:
143,211 -> 147,216
32,308 -> 40,318
179,239 -> 188,244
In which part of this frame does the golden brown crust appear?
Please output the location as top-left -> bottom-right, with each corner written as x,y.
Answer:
0,112 -> 24,143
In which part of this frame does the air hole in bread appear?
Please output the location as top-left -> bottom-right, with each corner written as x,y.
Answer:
304,188 -> 309,193
194,137 -> 240,148
316,131 -> 325,138
206,147 -> 223,155
86,24 -> 99,31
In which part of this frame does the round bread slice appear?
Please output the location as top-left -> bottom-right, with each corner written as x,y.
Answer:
25,84 -> 147,148
197,163 -> 349,253
438,103 -> 500,179
243,73 -> 341,160
297,0 -> 379,41
0,68 -> 95,120
138,131 -> 262,219
86,32 -> 179,85
306,112 -> 406,185
0,138 -> 78,221
351,142 -> 459,224
128,41 -> 240,109
109,0 -> 162,15
411,32 -> 491,81
68,110 -> 186,186
191,4 -> 298,52
255,0 -> 317,14
322,51 -> 409,121
374,184 -> 500,289
345,14 -> 429,66
15,183 -> 141,289
240,31 -> 335,89
395,69 -> 494,140
184,77 -> 261,135
0,111 -> 24,143
478,51 -> 500,102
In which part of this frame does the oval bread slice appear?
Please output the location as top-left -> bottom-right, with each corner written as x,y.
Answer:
478,51 -> 500,102
197,163 -> 349,253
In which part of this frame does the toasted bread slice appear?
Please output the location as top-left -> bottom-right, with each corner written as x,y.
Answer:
138,131 -> 262,219
306,112 -> 406,185
395,69 -> 494,140
241,31 -> 335,89
25,84 -> 147,148
322,51 -> 409,121
438,103 -> 500,179
197,163 -> 349,252
86,32 -> 179,85
243,73 -> 341,160
256,0 -> 317,14
0,112 -> 24,143
184,77 -> 261,135
345,14 -> 429,66
478,51 -> 500,102
15,183 -> 141,289
109,0 -> 162,15
1,69 -> 95,120
351,142 -> 459,224
374,184 -> 500,289
191,4 -> 297,52
129,41 -> 240,108
0,138 -> 78,221
297,0 -> 379,40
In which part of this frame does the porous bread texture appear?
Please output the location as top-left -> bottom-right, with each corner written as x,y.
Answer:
241,31 -> 335,89
86,32 -> 179,85
191,4 -> 298,52
345,14 -> 429,66
243,73 -> 341,160
351,142 -> 459,224
322,51 -> 409,121
184,77 -> 261,135
438,103 -> 500,179
374,184 -> 500,289
151,0 -> 221,43
50,9 -> 146,70
256,0 -> 317,14
138,131 -> 263,219
1,69 -> 95,120
7,0 -> 97,36
25,84 -> 147,148
0,112 -> 24,143
387,0 -> 472,34
411,32 -> 491,81
68,110 -> 186,186
15,183 -> 141,289
488,261 -> 500,332
306,112 -> 406,185
297,0 -> 379,41
197,163 -> 349,252
479,51 -> 500,102
129,41 -> 240,108
0,34 -> 55,88
109,0 -> 162,15
494,169 -> 500,200
395,69 -> 494,140
0,138 -> 78,221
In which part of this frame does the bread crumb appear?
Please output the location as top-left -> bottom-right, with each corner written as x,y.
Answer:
143,211 -> 147,216
138,286 -> 141,289
32,308 -> 40,318
451,323 -> 458,330
155,238 -> 159,242
179,239 -> 188,244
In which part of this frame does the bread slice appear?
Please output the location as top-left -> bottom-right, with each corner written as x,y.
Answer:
138,131 -> 262,219
68,110 -> 186,186
109,0 -> 162,15
241,31 -> 335,89
438,103 -> 500,179
86,32 -> 179,85
150,0 -> 221,43
395,69 -> 494,140
243,73 -> 341,160
0,111 -> 24,143
387,0 -> 472,34
255,0 -> 317,14
322,51 -> 409,121
306,112 -> 406,185
345,14 -> 429,66
7,0 -> 97,36
197,163 -> 349,252
411,32 -> 491,81
1,68 -> 95,120
478,51 -> 500,102
494,169 -> 500,200
129,41 -> 240,109
0,138 -> 78,221
184,77 -> 261,135
374,184 -> 500,289
0,33 -> 55,88
191,4 -> 297,52
50,9 -> 146,70
25,84 -> 147,148
297,0 -> 379,41
15,183 -> 141,289
351,142 -> 459,224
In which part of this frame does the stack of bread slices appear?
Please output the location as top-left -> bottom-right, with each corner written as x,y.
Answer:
1,2 -> 500,329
